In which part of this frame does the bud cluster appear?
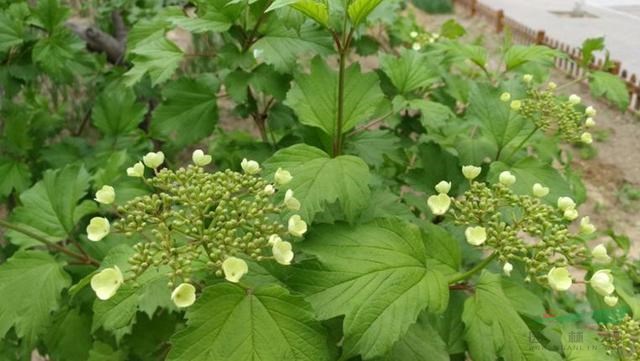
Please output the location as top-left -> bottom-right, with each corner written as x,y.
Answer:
448,176 -> 586,282
501,75 -> 595,144
116,164 -> 294,284
601,315 -> 640,360
409,30 -> 440,51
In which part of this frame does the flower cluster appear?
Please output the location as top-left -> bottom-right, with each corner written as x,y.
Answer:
87,150 -> 306,308
501,74 -> 596,144
409,30 -> 440,51
601,315 -> 640,359
427,166 -> 618,296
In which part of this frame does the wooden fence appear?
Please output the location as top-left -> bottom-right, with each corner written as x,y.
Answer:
452,0 -> 640,112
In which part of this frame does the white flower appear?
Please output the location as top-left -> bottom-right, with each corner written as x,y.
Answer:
503,262 -> 513,276
604,295 -> 618,307
548,267 -> 572,291
585,106 -> 596,117
192,149 -> 212,166
580,216 -> 596,235
500,92 -> 511,102
412,42 -> 421,51
510,100 -> 522,111
241,158 -> 261,175
272,240 -> 294,265
434,181 -> 451,195
465,226 -> 487,246
268,234 -> 282,246
432,33 -> 440,39
143,151 -> 165,169
584,117 -> 596,128
564,208 -> 579,221
523,74 -> 533,83
409,31 -> 418,38
547,82 -> 557,90
284,189 -> 301,211
274,168 -> 293,185
591,244 -> 611,264
253,48 -> 263,59
498,171 -> 516,186
288,215 -> 307,237
590,269 -> 615,296
87,217 -> 110,242
532,183 -> 550,197
557,197 -> 576,211
126,162 -> 145,177
222,257 -> 248,283
95,185 -> 115,205
569,94 -> 581,105
91,266 -> 123,300
263,184 -> 275,195
462,165 -> 482,180
427,193 -> 451,215
171,283 -> 196,308
581,132 -> 593,144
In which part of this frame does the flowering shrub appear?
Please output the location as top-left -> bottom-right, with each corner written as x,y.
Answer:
0,0 -> 637,360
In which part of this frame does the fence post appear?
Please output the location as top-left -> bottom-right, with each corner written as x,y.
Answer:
496,10 -> 504,33
610,60 -> 621,75
471,0 -> 477,16
535,30 -> 545,45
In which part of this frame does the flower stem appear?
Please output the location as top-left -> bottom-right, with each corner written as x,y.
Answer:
503,126 -> 539,163
0,219 -> 99,266
448,252 -> 498,284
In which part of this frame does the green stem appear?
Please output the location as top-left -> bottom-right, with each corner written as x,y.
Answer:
333,50 -> 347,157
0,219 -> 99,266
503,126 -> 539,162
555,76 -> 585,91
448,252 -> 497,284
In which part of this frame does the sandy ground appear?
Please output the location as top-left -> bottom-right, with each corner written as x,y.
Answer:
412,5 -> 640,258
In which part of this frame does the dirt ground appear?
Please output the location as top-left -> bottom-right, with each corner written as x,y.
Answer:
412,5 -> 640,257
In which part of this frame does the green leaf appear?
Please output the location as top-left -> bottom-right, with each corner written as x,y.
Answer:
0,13 -> 24,52
488,158 -> 575,203
32,0 -> 69,33
267,0 -> 330,26
402,142 -> 465,196
92,85 -> 146,137
580,37 -> 604,68
0,158 -> 31,198
0,251 -> 71,345
44,308 -> 92,361
285,57 -> 384,136
151,77 -> 219,147
290,219 -> 449,359
345,129 -> 401,168
165,1 -> 242,33
91,247 -> 172,341
380,49 -> 439,94
504,45 -> 558,71
462,271 -> 560,361
264,144 -> 370,222
440,19 -> 465,39
381,313 -> 449,361
348,0 -> 383,25
32,30 -> 85,80
125,36 -> 184,86
252,22 -> 333,72
421,222 -> 461,272
8,165 -> 97,247
167,283 -> 331,361
589,71 -> 629,110
87,342 -> 125,361
468,83 -> 528,151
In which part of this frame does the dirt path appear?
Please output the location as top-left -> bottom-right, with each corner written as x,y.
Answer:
413,6 -> 640,256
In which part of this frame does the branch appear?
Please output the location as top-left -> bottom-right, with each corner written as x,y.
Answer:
448,252 -> 498,284
0,219 -> 100,266
66,10 -> 128,65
